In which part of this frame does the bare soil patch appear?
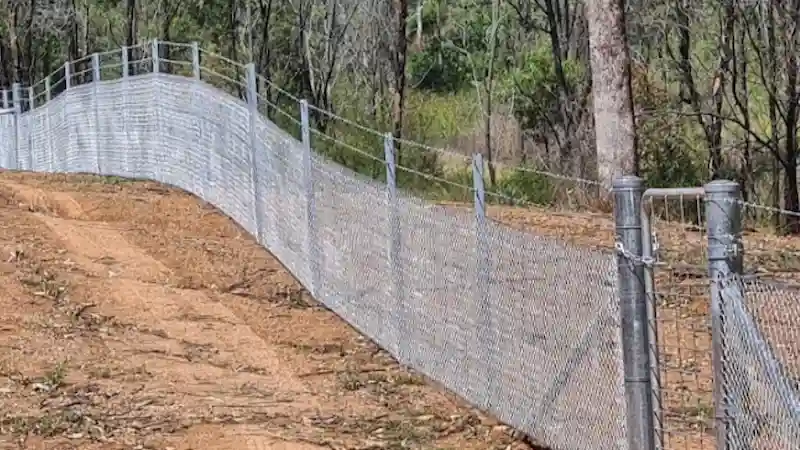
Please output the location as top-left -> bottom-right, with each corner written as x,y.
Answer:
0,172 -> 536,450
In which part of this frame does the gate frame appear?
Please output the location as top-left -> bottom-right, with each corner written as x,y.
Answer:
614,177 -> 744,450
641,186 -> 706,450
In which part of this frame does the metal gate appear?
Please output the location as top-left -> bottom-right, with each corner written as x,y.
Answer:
613,177 -> 744,450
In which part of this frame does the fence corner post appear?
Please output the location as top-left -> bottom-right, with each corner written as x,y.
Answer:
705,179 -> 744,450
612,175 -> 656,450
11,83 -> 21,171
472,153 -> 493,408
192,42 -> 201,80
245,63 -> 265,245
300,99 -> 320,297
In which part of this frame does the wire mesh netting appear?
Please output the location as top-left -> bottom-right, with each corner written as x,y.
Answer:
0,42 -> 629,450
717,275 -> 800,449
644,193 -> 715,450
709,204 -> 800,450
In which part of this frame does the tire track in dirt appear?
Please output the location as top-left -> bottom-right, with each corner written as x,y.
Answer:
0,180 -> 332,449
0,181 -> 84,220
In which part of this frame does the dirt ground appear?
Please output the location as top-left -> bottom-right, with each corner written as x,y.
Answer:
0,172 -> 541,450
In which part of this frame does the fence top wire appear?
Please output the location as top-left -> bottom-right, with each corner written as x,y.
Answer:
8,39 -> 800,228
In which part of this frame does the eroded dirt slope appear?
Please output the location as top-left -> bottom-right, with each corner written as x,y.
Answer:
0,172 -> 536,450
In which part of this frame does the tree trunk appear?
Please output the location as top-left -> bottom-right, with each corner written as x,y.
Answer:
68,0 -> 80,83
734,20 -> 752,202
765,0 -> 782,229
542,0 -> 577,175
483,0 -> 500,187
783,152 -> 800,234
391,0 -> 407,165
126,0 -> 137,76
586,0 -> 638,187
257,0 -> 274,120
782,0 -> 800,233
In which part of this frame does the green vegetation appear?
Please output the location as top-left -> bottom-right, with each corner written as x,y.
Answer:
1,0 -> 799,227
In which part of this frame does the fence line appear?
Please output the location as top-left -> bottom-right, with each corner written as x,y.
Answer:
0,41 -> 627,450
2,40 -> 800,450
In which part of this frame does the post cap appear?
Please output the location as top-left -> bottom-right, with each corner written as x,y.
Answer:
611,175 -> 643,191
704,179 -> 740,195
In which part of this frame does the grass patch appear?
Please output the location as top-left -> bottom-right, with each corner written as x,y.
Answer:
40,361 -> 68,391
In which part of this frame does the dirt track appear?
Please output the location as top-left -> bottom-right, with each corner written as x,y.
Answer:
0,173 -> 535,450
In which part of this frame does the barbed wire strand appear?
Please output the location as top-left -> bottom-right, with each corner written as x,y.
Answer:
261,95 -> 600,212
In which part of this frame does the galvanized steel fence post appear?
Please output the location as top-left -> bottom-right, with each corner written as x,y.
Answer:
472,153 -> 494,408
1,90 -> 10,170
62,61 -> 71,171
612,175 -> 656,450
705,180 -> 744,450
300,99 -> 320,297
12,83 -> 21,170
152,39 -> 160,74
151,40 -> 163,169
44,76 -> 53,172
92,53 -> 102,173
120,46 -> 131,175
245,63 -> 266,245
122,46 -> 129,78
65,61 -> 72,90
383,132 -> 405,358
188,41 -> 214,196
26,86 -> 33,171
192,42 -> 201,80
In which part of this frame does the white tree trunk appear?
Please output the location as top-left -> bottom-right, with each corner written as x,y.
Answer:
586,0 -> 638,188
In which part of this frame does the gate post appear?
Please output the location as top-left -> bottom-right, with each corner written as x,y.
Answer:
705,180 -> 745,450
613,175 -> 656,450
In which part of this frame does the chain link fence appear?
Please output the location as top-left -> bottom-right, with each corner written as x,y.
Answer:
718,275 -> 800,449
0,41 -> 628,450
715,202 -> 800,450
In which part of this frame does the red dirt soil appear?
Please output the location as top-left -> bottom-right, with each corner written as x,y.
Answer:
3,172 -> 796,450
0,172 -> 539,450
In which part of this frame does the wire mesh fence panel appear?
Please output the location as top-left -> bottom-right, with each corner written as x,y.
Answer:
713,204 -> 800,450
645,192 -> 715,450
0,42 -> 632,450
718,275 -> 800,450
